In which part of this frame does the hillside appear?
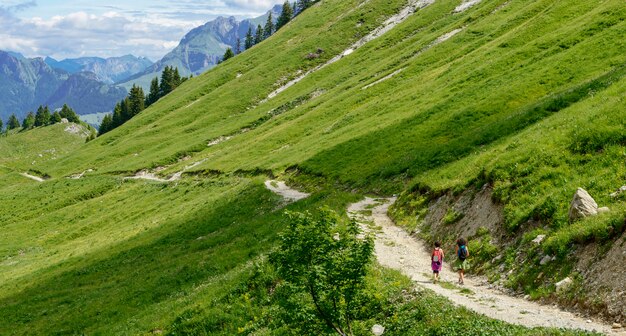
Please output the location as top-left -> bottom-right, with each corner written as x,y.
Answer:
1,0 -> 625,334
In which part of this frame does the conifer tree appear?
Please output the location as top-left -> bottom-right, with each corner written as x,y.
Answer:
173,67 -> 181,86
255,25 -> 264,44
160,66 -> 175,97
7,114 -> 20,130
34,105 -> 51,127
98,113 -> 113,136
297,0 -> 313,12
59,104 -> 79,123
51,111 -> 62,124
235,38 -> 242,54
276,1 -> 293,30
22,112 -> 35,130
111,102 -> 124,128
245,27 -> 254,49
223,48 -> 235,61
120,98 -> 132,122
263,12 -> 274,39
128,85 -> 145,117
146,77 -> 160,107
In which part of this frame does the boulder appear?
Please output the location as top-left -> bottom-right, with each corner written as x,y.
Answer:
539,255 -> 552,265
610,186 -> 626,198
372,324 -> 385,335
556,277 -> 573,293
532,234 -> 546,244
568,188 -> 598,221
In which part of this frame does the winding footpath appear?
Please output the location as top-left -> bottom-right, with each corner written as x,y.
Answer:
20,172 -> 45,182
264,181 -> 623,335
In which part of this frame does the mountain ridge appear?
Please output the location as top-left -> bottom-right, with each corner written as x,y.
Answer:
118,5 -> 283,89
0,51 -> 128,121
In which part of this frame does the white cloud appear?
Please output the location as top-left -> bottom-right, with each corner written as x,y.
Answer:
0,10 -> 202,60
0,1 -> 282,60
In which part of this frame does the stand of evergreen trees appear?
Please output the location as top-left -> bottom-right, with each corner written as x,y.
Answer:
98,66 -> 188,136
223,0 -> 318,62
1,104 -> 80,134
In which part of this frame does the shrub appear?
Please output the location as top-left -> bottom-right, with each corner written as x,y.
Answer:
270,209 -> 374,335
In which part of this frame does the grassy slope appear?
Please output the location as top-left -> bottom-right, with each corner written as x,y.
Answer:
0,0 -> 624,334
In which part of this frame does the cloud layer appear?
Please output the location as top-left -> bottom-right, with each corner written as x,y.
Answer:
0,0 -> 279,60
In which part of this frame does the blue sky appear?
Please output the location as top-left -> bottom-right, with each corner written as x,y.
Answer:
0,0 -> 280,60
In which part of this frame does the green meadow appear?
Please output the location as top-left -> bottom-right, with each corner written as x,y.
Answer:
1,0 -> 624,334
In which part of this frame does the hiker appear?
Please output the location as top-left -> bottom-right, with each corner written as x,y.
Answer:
454,238 -> 470,285
431,241 -> 444,283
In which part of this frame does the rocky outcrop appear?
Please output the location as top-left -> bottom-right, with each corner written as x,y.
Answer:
568,188 -> 598,221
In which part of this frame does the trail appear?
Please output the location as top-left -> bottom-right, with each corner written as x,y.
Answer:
20,172 -> 45,182
125,159 -> 208,182
264,180 -> 310,202
264,0 -> 435,101
263,180 -> 621,334
348,197 -> 622,335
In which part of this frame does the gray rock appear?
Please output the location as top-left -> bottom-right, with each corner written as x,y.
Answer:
540,255 -> 552,265
556,277 -> 573,293
613,323 -> 622,329
610,186 -> 626,197
372,324 -> 385,335
568,188 -> 598,221
532,234 -> 546,244
597,206 -> 610,214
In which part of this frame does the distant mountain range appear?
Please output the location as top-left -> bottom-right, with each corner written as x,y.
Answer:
45,55 -> 153,84
0,51 -> 130,121
119,5 -> 282,89
0,4 -> 282,121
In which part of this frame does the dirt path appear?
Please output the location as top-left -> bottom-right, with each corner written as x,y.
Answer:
264,180 -> 310,202
262,182 -> 621,334
125,159 -> 208,182
348,197 -> 622,335
264,0 -> 435,101
20,172 -> 45,182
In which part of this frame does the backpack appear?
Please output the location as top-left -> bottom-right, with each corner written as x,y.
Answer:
432,248 -> 443,263
458,245 -> 468,261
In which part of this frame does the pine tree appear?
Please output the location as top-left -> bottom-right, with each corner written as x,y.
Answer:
276,1 -> 294,30
111,102 -> 123,128
98,113 -> 113,136
59,104 -> 79,123
235,38 -> 242,54
263,12 -> 274,39
160,66 -> 174,97
120,98 -> 132,122
245,27 -> 254,49
51,111 -> 62,124
223,48 -> 235,61
7,114 -> 20,130
22,112 -> 35,130
34,105 -> 51,127
255,25 -> 264,44
297,0 -> 313,12
128,85 -> 145,117
173,67 -> 181,87
146,77 -> 160,107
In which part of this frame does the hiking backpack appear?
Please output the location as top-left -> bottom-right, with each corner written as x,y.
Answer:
432,249 -> 442,263
458,245 -> 468,260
